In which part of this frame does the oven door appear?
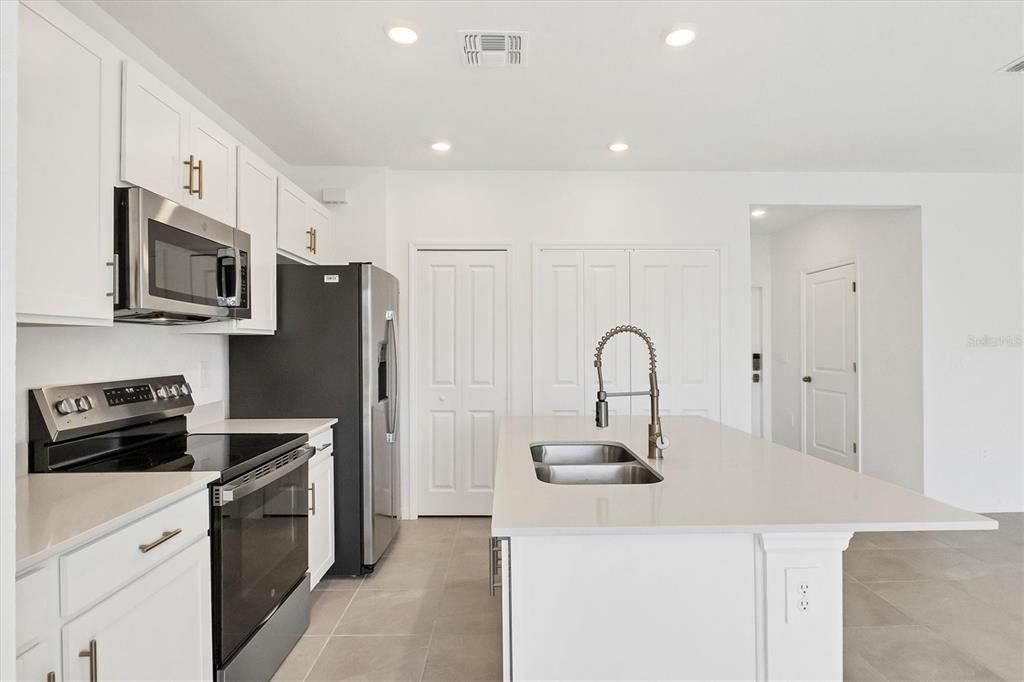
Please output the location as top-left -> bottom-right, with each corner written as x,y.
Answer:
118,187 -> 250,322
212,446 -> 311,666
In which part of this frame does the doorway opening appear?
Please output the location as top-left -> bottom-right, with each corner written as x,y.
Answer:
749,206 -> 924,490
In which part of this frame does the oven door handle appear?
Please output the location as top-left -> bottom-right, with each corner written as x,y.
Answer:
212,445 -> 313,506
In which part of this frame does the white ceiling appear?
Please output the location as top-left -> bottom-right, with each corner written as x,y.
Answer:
96,0 -> 1023,171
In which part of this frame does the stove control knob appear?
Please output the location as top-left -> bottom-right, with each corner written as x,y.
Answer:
155,386 -> 169,400
55,398 -> 76,415
168,385 -> 180,398
178,383 -> 191,396
75,396 -> 93,412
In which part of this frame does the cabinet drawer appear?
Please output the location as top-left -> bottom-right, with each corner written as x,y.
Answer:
60,490 -> 209,617
16,562 -> 57,653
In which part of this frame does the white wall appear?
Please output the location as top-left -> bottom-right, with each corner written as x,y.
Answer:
765,208 -> 924,492
289,165 -> 388,267
385,171 -> 1022,514
15,326 -> 228,476
0,1 -> 17,676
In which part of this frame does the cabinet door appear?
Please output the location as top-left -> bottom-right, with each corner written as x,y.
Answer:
235,148 -> 277,333
17,1 -> 119,325
532,250 -> 586,415
188,110 -> 237,226
121,61 -> 189,205
277,177 -> 314,261
62,538 -> 213,682
308,455 -> 335,588
308,201 -> 332,264
16,638 -> 60,682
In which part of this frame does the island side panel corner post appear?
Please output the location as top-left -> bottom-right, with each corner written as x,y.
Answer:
755,532 -> 853,681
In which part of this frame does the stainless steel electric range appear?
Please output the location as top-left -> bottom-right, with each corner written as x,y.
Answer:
28,375 -> 313,682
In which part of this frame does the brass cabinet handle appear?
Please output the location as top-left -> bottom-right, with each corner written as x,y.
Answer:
138,528 -> 182,554
196,158 -> 204,200
79,639 -> 97,682
312,228 -> 317,254
305,228 -> 314,252
308,483 -> 317,515
47,672 -> 56,682
183,154 -> 196,194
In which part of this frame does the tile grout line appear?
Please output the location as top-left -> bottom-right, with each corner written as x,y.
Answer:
302,578 -> 363,681
418,517 -> 462,682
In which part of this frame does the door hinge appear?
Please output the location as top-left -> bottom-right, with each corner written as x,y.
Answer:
852,281 -> 857,292
852,442 -> 857,454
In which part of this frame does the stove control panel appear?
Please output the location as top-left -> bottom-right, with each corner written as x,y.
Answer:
30,375 -> 195,443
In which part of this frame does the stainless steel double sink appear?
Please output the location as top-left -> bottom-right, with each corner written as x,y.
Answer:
530,442 -> 663,485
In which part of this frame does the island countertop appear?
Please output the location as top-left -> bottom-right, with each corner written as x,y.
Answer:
490,416 -> 996,537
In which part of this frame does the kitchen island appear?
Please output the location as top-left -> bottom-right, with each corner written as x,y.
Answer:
490,416 -> 995,681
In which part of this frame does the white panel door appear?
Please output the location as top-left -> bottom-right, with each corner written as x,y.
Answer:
17,1 -> 119,325
532,250 -> 586,415
276,176 -> 314,262
803,264 -> 859,470
583,250 -> 632,418
417,251 -> 509,515
186,109 -> 237,227
629,250 -> 721,419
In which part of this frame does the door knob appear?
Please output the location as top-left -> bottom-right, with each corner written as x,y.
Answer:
802,376 -> 812,383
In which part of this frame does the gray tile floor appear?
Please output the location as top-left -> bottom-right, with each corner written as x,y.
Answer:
275,514 -> 1023,681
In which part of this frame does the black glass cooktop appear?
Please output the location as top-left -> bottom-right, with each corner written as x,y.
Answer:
69,432 -> 308,482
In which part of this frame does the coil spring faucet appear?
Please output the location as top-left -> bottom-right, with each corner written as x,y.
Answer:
594,325 -> 669,459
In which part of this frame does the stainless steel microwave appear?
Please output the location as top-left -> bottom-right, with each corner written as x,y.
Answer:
114,187 -> 251,324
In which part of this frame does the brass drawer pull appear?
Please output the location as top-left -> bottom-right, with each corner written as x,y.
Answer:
79,639 -> 97,682
196,158 -> 204,200
138,528 -> 182,554
183,154 -> 199,195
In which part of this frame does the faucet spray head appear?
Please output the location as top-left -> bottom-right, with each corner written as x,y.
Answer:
596,396 -> 609,428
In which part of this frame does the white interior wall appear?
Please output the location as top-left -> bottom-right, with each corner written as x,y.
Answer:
289,165 -> 389,266
766,208 -> 924,493
385,170 -> 1021,515
15,326 -> 228,476
0,1 -> 18,676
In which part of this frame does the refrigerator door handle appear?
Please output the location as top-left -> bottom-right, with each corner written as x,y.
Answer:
385,310 -> 399,443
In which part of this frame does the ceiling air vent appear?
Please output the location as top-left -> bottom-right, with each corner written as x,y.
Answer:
460,31 -> 527,67
1003,56 -> 1024,73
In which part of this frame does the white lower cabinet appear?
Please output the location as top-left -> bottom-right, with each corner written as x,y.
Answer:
62,538 -> 213,682
15,489 -> 213,682
308,430 -> 336,588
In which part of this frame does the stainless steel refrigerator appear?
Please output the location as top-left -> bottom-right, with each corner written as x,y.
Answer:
229,263 -> 400,574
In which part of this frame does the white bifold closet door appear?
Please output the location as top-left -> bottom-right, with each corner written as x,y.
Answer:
533,248 -> 720,420
416,250 -> 509,516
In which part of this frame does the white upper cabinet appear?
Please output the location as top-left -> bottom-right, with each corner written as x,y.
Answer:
122,62 -> 238,226
277,176 -> 333,264
17,0 -> 120,326
235,148 -> 277,333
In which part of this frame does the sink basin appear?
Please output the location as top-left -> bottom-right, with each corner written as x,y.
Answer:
530,442 -> 636,465
534,463 -> 663,485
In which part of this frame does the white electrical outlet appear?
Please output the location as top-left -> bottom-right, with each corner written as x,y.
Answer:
785,567 -> 820,624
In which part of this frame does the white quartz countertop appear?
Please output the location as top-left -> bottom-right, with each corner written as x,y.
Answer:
491,416 -> 997,537
16,472 -> 219,573
190,418 -> 337,437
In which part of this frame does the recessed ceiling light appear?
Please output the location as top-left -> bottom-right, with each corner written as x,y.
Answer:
431,141 -> 451,152
664,27 -> 697,47
386,24 -> 418,45
751,208 -> 767,218
608,142 -> 629,152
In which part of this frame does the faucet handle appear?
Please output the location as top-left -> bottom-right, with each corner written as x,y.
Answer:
655,434 -> 669,450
